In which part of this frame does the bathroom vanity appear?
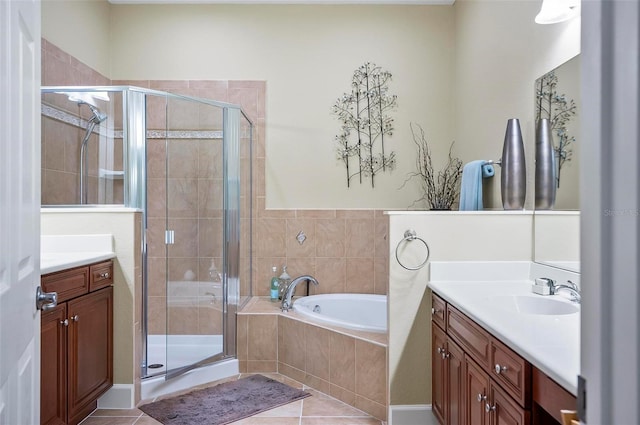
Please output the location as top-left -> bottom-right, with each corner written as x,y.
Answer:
40,239 -> 115,425
429,262 -> 578,425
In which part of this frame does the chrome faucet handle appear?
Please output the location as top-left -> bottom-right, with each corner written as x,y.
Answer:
535,278 -> 555,288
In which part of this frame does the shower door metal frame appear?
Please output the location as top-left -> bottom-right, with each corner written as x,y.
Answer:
138,88 -> 251,381
40,85 -> 253,382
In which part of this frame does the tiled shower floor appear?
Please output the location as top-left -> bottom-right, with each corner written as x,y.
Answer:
79,373 -> 386,425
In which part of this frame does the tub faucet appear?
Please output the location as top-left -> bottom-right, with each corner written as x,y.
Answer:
281,275 -> 319,312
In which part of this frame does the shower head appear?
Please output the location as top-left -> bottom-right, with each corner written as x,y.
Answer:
79,101 -> 107,124
89,104 -> 108,124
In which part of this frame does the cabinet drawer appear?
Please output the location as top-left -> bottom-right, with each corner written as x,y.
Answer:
42,266 -> 89,303
491,337 -> 531,407
431,293 -> 446,330
447,305 -> 491,370
89,261 -> 113,292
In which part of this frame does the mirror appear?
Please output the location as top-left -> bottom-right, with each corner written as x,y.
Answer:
533,54 -> 580,273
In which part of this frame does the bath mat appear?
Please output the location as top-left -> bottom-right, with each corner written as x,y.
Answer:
139,374 -> 311,425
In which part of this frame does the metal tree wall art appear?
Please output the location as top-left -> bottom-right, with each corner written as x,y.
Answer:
332,62 -> 397,188
535,70 -> 577,188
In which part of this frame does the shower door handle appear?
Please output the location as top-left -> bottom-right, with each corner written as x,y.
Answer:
165,230 -> 175,245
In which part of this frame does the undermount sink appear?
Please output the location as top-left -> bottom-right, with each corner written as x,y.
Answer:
490,295 -> 579,316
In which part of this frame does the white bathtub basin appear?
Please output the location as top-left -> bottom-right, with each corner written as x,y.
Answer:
292,293 -> 387,333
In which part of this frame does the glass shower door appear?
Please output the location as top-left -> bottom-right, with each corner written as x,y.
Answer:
164,95 -> 226,378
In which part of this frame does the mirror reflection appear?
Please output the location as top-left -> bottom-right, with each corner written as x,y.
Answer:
534,54 -> 581,210
534,55 -> 581,273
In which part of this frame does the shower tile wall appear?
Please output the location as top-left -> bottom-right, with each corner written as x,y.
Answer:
41,40 -> 123,205
42,39 -> 389,333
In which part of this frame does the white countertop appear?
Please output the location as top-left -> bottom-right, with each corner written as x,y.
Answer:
429,273 -> 580,395
41,252 -> 116,275
41,234 -> 116,275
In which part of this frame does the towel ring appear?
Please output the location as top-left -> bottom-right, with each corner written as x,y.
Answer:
395,229 -> 430,271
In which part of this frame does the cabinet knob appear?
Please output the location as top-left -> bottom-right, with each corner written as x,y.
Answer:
443,352 -> 450,359
431,307 -> 440,315
100,272 -> 110,279
477,393 -> 486,403
485,402 -> 496,413
71,314 -> 79,322
495,364 -> 508,374
60,319 -> 69,326
437,347 -> 444,354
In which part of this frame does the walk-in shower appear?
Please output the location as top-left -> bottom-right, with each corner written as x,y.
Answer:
41,86 -> 253,392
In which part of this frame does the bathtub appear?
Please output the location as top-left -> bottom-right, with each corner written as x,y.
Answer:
292,293 -> 387,333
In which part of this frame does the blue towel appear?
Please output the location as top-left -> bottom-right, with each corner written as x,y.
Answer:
482,163 -> 495,178
460,160 -> 494,210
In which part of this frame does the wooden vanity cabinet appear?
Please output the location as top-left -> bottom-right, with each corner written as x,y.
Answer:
41,261 -> 114,425
41,304 -> 67,425
432,322 -> 465,425
432,292 -> 576,425
432,293 -> 532,425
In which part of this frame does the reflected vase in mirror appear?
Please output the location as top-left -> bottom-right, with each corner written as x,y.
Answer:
535,118 -> 557,209
501,118 -> 526,210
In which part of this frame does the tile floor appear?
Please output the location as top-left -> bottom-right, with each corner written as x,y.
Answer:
80,373 -> 386,425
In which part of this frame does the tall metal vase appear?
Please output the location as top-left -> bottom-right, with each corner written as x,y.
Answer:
535,118 -> 556,209
501,118 -> 526,210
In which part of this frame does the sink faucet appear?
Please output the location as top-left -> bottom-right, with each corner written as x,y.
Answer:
543,279 -> 581,304
281,275 -> 319,312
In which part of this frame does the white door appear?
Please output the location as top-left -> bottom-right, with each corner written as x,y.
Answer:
581,1 -> 640,423
0,0 -> 42,424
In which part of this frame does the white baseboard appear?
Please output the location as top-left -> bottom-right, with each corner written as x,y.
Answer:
389,404 -> 435,425
97,384 -> 135,409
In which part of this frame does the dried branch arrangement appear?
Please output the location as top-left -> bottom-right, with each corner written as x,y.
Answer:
535,70 -> 577,188
332,62 -> 397,188
400,123 -> 463,210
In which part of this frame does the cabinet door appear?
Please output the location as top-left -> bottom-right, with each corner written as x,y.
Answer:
67,287 -> 113,425
41,304 -> 67,425
447,338 -> 465,425
465,356 -> 489,425
432,322 -> 448,425
489,382 -> 530,425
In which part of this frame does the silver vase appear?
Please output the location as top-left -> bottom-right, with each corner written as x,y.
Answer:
501,118 -> 526,210
535,118 -> 556,209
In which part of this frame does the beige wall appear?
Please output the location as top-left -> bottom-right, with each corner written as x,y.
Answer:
388,211 -> 533,405
41,0 -> 111,78
41,210 -> 142,386
69,4 -> 455,209
453,0 -> 580,209
41,1 -> 581,211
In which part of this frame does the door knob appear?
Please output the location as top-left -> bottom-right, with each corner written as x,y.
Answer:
36,286 -> 57,311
